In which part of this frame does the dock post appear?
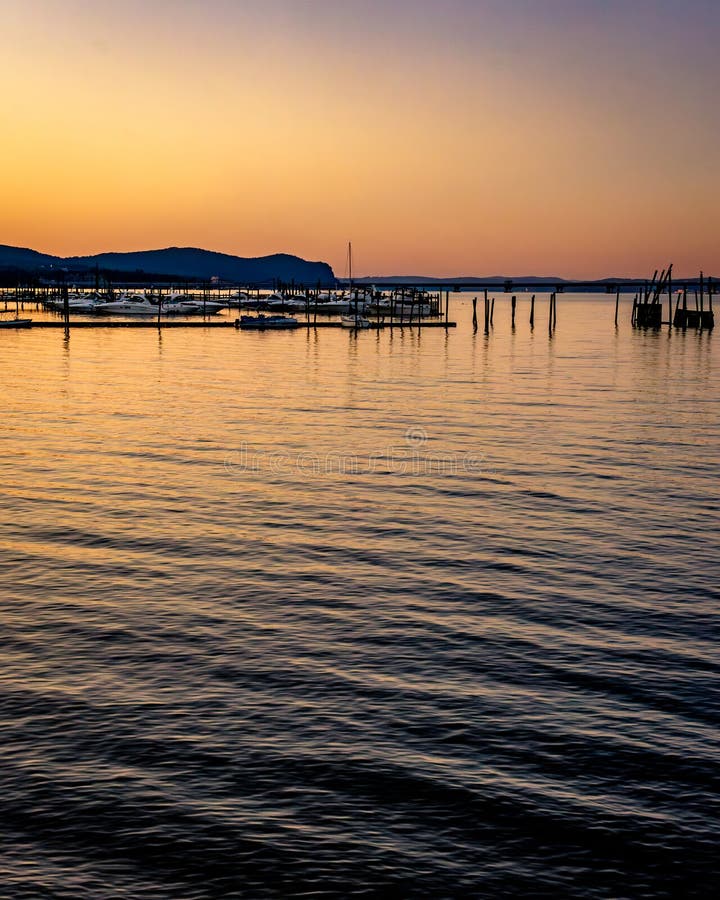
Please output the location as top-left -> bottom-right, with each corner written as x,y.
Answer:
530,294 -> 535,328
62,283 -> 70,333
614,288 -> 620,326
511,295 -> 516,329
484,290 -> 489,332
490,297 -> 494,326
699,273 -> 704,331
708,278 -> 715,330
673,289 -> 682,326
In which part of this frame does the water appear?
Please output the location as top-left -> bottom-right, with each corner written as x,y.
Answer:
1,296 -> 718,898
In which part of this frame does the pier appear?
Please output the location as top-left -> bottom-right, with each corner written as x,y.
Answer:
24,319 -> 455,330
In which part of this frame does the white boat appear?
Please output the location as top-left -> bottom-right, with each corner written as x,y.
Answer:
186,298 -> 226,314
264,292 -> 288,310
312,298 -> 357,314
162,293 -> 225,315
96,292 -> 158,316
68,292 -> 109,313
341,314 -> 371,329
339,243 -> 369,327
368,297 -> 432,317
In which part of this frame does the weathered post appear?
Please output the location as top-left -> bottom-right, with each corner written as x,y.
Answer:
511,295 -> 516,328
699,271 -> 704,315
614,288 -> 620,326
62,283 -> 70,332
530,294 -> 535,328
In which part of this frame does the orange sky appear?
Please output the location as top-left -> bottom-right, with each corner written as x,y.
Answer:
1,1 -> 717,278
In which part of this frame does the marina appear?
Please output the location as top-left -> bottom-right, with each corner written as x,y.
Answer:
2,267 -> 715,336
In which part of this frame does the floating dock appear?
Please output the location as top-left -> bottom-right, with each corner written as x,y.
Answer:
17,319 -> 456,330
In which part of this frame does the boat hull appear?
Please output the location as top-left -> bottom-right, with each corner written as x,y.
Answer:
96,303 -> 158,316
341,316 -> 371,329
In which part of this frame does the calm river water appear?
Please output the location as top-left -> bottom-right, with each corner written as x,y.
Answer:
1,296 -> 717,897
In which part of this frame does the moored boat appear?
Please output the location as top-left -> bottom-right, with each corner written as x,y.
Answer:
341,314 -> 371,329
95,292 -> 158,316
162,293 -> 225,315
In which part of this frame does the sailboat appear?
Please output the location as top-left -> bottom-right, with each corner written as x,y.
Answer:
340,243 -> 371,329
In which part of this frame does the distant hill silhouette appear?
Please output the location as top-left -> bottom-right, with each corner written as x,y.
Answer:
0,244 -> 335,285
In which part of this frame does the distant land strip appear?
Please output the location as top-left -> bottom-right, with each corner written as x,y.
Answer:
0,244 -> 715,291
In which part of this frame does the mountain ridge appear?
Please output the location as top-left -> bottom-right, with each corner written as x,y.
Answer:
0,244 -> 335,285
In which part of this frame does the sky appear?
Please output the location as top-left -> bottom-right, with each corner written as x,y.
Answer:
1,0 -> 717,277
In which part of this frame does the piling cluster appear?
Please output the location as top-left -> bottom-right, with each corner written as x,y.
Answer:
472,290 -> 557,334
632,265 -> 714,331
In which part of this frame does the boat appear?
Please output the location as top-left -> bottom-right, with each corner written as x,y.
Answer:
68,292 -> 109,313
95,292 -> 158,316
340,243 -> 370,328
162,293 -> 225,315
366,292 -> 432,317
265,292 -> 290,310
236,314 -> 299,330
0,317 -> 32,328
160,293 -> 198,315
313,297 -> 359,314
185,300 -> 226,315
341,314 -> 371,328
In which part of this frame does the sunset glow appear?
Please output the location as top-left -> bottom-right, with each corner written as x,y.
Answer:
2,0 -> 717,277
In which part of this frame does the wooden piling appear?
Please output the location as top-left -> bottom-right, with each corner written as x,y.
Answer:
511,295 -> 516,328
614,288 -> 620,326
490,297 -> 494,326
61,283 -> 70,331
699,271 -> 704,315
